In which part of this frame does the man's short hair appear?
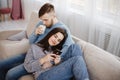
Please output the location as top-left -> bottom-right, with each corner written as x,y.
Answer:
38,3 -> 54,17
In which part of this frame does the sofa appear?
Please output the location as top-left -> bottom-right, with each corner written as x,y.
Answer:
0,11 -> 120,80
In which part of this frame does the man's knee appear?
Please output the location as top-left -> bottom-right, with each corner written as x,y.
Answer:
69,43 -> 81,51
72,56 -> 83,62
69,43 -> 83,56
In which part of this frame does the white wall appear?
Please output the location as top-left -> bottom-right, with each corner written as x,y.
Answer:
22,0 -> 50,21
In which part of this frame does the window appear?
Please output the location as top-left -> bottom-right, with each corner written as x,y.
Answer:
96,0 -> 119,15
70,0 -> 119,16
69,0 -> 86,14
69,0 -> 120,26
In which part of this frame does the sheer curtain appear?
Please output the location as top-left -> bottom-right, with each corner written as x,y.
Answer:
86,0 -> 120,56
52,0 -> 120,56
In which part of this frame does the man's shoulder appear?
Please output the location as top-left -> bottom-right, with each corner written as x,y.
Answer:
53,22 -> 68,30
55,22 -> 66,26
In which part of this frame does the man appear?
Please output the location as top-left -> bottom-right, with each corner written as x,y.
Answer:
29,3 -> 74,56
0,3 -> 74,80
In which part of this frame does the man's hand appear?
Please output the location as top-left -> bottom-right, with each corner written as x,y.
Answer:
35,25 -> 46,35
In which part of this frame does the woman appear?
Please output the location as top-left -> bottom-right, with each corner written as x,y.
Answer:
24,28 -> 89,80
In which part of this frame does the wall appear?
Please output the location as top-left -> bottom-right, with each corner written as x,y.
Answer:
22,0 -> 49,21
0,0 -> 7,8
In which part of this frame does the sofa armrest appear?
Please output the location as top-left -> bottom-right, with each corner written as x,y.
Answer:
71,35 -> 81,42
72,35 -> 87,53
115,56 -> 120,61
0,29 -> 23,40
83,43 -> 120,80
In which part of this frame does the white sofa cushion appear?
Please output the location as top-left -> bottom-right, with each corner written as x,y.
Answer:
7,30 -> 27,41
26,11 -> 40,37
0,38 -> 30,59
6,11 -> 39,41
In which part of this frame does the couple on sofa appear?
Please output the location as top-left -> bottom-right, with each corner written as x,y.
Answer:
0,3 -> 89,80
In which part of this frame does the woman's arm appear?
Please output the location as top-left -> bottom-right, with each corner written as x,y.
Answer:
24,45 -> 57,73
24,45 -> 43,73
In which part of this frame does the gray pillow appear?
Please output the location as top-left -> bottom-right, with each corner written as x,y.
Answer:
7,30 -> 27,41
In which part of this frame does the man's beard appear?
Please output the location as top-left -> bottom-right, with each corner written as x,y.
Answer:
47,19 -> 53,28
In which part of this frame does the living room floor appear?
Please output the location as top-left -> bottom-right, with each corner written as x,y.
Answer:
0,19 -> 28,31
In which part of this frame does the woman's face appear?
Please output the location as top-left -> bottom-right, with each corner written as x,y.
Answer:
48,32 -> 64,46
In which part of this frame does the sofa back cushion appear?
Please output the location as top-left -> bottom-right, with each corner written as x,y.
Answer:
77,41 -> 120,80
72,35 -> 87,52
26,11 -> 40,37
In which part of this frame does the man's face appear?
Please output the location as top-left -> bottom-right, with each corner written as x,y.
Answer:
40,13 -> 54,28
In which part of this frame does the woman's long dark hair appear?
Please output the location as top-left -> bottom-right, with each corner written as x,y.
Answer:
37,28 -> 67,53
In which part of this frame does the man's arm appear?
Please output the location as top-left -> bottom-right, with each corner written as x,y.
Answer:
28,32 -> 38,44
28,21 -> 44,44
60,25 -> 74,58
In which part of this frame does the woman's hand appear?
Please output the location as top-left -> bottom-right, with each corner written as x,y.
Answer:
39,54 -> 56,65
54,55 -> 61,65
42,61 -> 53,69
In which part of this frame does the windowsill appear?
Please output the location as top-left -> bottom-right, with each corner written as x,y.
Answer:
69,8 -> 120,30
69,8 -> 85,16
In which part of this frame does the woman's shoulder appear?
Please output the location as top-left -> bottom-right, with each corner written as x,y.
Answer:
30,44 -> 41,49
30,44 -> 44,55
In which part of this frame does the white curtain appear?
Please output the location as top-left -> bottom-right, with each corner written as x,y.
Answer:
52,0 -> 120,56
